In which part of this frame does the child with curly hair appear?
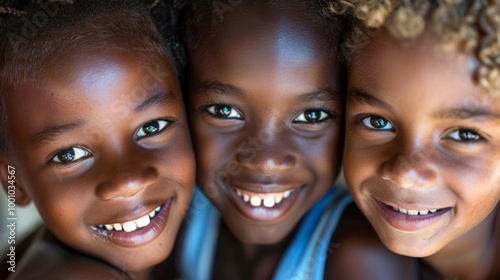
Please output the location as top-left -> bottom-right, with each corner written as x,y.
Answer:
0,1 -> 194,279
329,0 -> 500,278
176,0 -> 416,279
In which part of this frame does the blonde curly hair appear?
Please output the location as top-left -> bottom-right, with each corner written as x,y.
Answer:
326,0 -> 500,96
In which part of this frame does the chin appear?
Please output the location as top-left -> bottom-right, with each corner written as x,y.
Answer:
230,222 -> 290,245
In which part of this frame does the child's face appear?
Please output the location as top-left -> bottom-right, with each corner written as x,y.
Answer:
344,33 -> 500,257
187,7 -> 344,244
2,50 -> 195,272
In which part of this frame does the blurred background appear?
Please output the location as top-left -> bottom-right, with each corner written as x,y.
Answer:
0,184 -> 42,255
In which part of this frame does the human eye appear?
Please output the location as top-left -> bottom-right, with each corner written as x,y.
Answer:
359,115 -> 394,131
445,129 -> 483,143
135,119 -> 169,139
51,147 -> 91,163
206,104 -> 242,119
293,109 -> 331,123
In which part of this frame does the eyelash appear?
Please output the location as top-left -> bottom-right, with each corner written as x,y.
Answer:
355,114 -> 395,132
48,118 -> 171,165
444,128 -> 485,144
355,114 -> 486,145
292,107 -> 336,124
201,102 -> 336,124
201,103 -> 244,119
48,146 -> 91,165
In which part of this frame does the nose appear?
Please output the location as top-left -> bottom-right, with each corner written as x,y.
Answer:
95,162 -> 158,200
236,127 -> 297,175
378,147 -> 438,189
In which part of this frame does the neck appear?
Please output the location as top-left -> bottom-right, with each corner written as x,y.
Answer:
127,268 -> 153,280
423,205 -> 499,280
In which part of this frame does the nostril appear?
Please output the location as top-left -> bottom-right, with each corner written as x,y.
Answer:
95,166 -> 158,200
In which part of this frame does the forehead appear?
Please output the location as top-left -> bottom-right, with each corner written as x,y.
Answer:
349,32 -> 500,117
3,49 -> 179,129
189,4 -> 339,90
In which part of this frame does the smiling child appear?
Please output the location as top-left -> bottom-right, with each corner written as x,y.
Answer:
329,0 -> 500,279
0,1 -> 194,279
176,1 -> 414,279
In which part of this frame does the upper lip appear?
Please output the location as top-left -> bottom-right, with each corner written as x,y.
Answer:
86,198 -> 170,226
374,196 -> 450,211
224,171 -> 306,193
228,181 -> 303,194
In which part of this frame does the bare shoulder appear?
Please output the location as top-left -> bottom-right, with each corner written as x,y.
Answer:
9,228 -> 131,280
324,204 -> 418,280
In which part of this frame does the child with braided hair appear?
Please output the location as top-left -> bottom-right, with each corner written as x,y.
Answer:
0,0 -> 194,279
329,0 -> 500,278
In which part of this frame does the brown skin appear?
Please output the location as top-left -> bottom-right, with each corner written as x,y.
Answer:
345,31 -> 500,279
0,48 -> 195,280
186,2 -> 414,279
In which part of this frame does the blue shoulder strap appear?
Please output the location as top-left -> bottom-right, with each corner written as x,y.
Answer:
177,187 -> 219,280
273,186 -> 352,280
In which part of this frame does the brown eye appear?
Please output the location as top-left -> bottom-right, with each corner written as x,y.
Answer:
52,147 -> 90,163
361,116 -> 394,131
135,119 -> 168,139
447,129 -> 482,142
206,105 -> 242,119
294,109 -> 330,123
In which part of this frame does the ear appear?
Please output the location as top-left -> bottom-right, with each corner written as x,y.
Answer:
0,153 -> 31,206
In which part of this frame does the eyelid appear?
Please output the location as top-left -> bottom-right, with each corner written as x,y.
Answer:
134,118 -> 170,140
444,128 -> 485,143
354,114 -> 395,132
203,103 -> 243,119
48,146 -> 91,165
292,108 -> 333,123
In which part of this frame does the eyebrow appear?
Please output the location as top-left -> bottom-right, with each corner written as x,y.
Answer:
433,106 -> 500,120
347,88 -> 393,111
194,81 -> 244,97
31,91 -> 175,147
299,88 -> 341,102
135,90 -> 176,112
31,123 -> 84,147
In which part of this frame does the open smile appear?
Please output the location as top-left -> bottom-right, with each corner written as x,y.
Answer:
91,198 -> 173,247
374,198 -> 452,232
96,206 -> 162,232
228,185 -> 302,221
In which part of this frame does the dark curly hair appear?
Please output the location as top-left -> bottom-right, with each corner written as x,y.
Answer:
0,0 -> 186,153
326,0 -> 500,96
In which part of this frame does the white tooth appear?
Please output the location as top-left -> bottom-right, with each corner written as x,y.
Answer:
236,189 -> 242,197
136,215 -> 150,228
113,223 -> 122,231
399,208 -> 408,214
263,196 -> 275,208
98,225 -> 104,229
419,210 -> 429,215
275,195 -> 283,204
284,190 -> 291,198
243,193 -> 250,202
123,221 -> 137,232
407,210 -> 419,216
430,209 -> 437,213
155,206 -> 161,212
149,210 -> 156,218
250,196 -> 262,207
392,206 -> 399,211
104,224 -> 113,230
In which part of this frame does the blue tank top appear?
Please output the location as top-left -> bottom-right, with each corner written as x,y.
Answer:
177,186 -> 352,280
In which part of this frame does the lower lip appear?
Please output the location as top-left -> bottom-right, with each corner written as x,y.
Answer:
374,199 -> 451,232
228,185 -> 302,222
91,198 -> 172,247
